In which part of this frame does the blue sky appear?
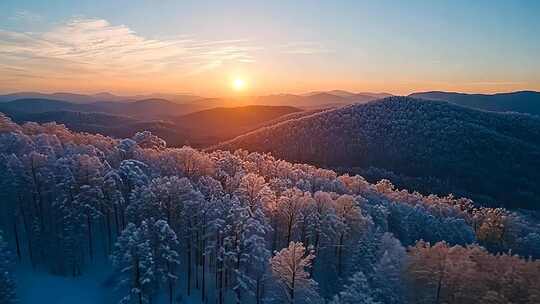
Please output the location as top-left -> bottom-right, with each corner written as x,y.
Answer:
0,0 -> 539,95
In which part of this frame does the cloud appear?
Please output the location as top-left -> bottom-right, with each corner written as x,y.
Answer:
8,10 -> 43,23
0,18 -> 256,85
466,81 -> 525,86
279,42 -> 331,55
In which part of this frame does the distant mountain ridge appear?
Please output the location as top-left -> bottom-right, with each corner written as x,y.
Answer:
409,90 -> 540,116
0,90 -> 391,109
303,90 -> 392,99
0,102 -> 305,148
216,96 -> 540,210
4,90 -> 538,114
0,91 -> 203,104
0,98 -> 205,120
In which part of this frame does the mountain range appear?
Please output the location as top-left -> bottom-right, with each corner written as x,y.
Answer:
0,90 -> 390,109
409,90 -> 540,116
0,101 -> 302,147
3,90 -> 539,115
3,90 -> 540,209
0,92 -> 203,104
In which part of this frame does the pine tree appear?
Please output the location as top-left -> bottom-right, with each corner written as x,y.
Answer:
244,212 -> 271,304
370,233 -> 407,304
330,272 -> 379,304
151,220 -> 180,304
74,184 -> 104,262
112,223 -> 155,304
102,170 -> 125,250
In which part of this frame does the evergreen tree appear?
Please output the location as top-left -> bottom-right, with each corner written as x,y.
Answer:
112,223 -> 155,304
152,220 -> 180,304
330,272 -> 379,304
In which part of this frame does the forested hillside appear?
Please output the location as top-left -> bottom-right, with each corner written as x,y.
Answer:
0,114 -> 539,304
174,105 -> 301,143
217,97 -> 540,210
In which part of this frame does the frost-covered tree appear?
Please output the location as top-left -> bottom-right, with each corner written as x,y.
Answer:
370,234 -> 407,304
126,185 -> 159,225
117,159 -> 150,206
102,170 -> 126,249
74,184 -> 104,261
305,191 -> 336,274
277,188 -> 309,247
330,272 -> 381,304
236,173 -> 271,211
148,220 -> 180,304
269,242 -> 320,304
245,215 -> 272,304
330,272 -> 379,304
333,194 -> 366,276
112,223 -> 155,304
132,131 -> 166,150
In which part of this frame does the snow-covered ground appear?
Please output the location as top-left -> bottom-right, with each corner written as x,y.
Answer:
16,265 -> 118,304
16,264 -> 237,304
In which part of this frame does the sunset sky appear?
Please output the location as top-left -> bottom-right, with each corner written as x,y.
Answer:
1,0 -> 539,96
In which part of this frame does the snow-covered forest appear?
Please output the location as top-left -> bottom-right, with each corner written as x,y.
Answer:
1,113 -> 540,304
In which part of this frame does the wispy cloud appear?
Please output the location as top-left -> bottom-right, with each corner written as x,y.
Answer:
8,10 -> 43,23
279,41 -> 332,55
466,81 -> 525,86
0,18 -> 256,85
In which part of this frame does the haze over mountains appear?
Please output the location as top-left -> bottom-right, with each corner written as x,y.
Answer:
0,92 -> 203,104
0,90 -> 388,108
0,90 -> 388,146
0,103 -> 301,148
3,89 -> 539,116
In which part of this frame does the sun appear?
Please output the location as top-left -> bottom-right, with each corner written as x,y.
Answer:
232,78 -> 246,91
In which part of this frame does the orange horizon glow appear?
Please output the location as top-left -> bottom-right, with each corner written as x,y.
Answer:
1,79 -> 538,98
1,12 -> 539,97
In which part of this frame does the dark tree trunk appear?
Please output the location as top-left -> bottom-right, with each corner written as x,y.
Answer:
113,203 -> 120,237
256,277 -> 261,304
105,210 -> 112,253
135,257 -> 143,304
272,217 -> 278,252
168,280 -> 173,304
19,201 -> 35,269
310,232 -> 320,276
435,271 -> 444,304
87,213 -> 93,262
202,245 -> 206,303
218,259 -> 224,304
13,220 -> 21,261
195,231 -> 200,289
287,216 -> 294,245
187,238 -> 192,295
337,233 -> 344,276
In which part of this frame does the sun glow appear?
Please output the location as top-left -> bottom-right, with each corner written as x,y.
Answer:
232,78 -> 247,91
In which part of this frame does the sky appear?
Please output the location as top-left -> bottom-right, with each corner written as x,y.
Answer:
0,0 -> 539,96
